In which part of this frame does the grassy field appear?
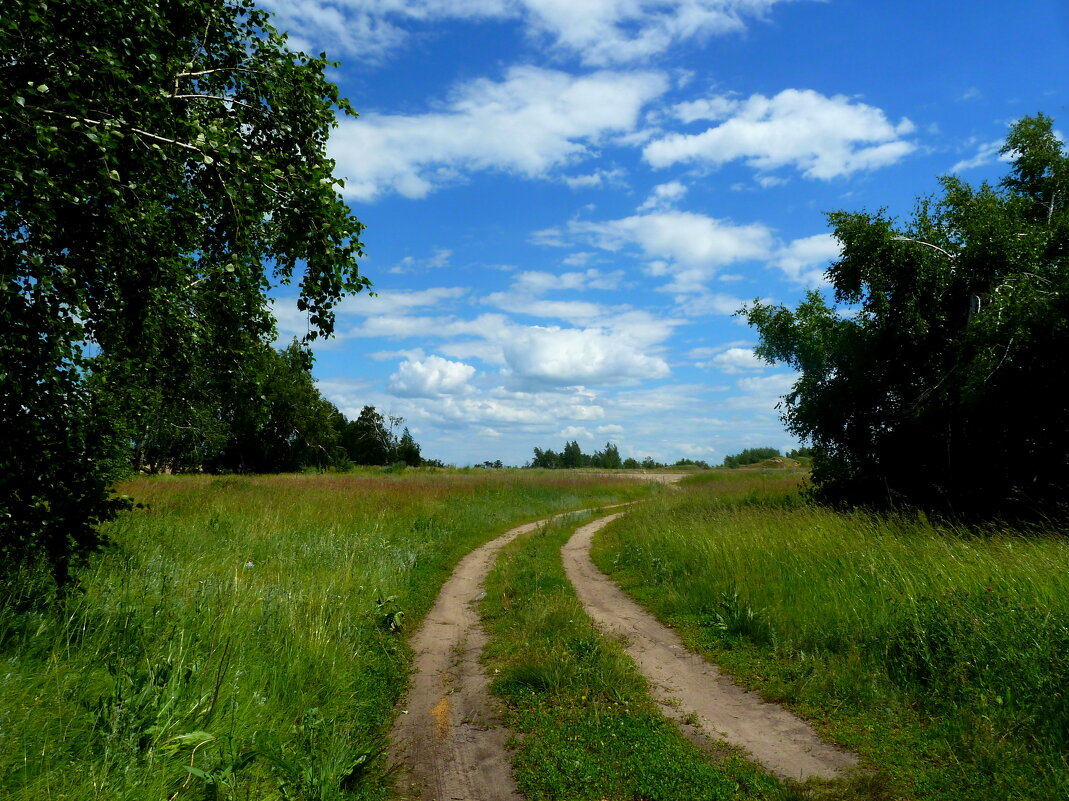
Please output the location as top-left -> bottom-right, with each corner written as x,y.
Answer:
0,469 -> 655,801
592,470 -> 1069,800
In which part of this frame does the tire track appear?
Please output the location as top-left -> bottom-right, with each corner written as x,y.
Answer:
560,513 -> 859,783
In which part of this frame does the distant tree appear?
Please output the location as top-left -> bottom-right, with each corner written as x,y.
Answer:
594,442 -> 623,469
341,406 -> 394,466
745,113 -> 1069,519
395,428 -> 423,467
1,0 -> 368,586
722,447 -> 781,469
622,457 -> 641,469
338,408 -> 423,467
673,458 -> 710,469
530,447 -> 561,469
786,447 -> 814,459
561,440 -> 584,469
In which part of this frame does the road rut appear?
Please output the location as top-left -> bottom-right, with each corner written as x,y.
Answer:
561,512 -> 859,782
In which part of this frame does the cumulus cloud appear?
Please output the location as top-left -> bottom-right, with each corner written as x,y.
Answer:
560,425 -> 594,439
950,138 -> 1006,172
502,325 -> 670,387
568,210 -> 774,292
705,347 -> 766,373
332,66 -> 668,200
336,286 -> 468,317
573,211 -> 772,265
771,233 -> 839,286
389,355 -> 477,397
562,167 -> 627,189
260,0 -> 796,66
389,248 -> 453,274
638,180 -> 689,211
725,372 -> 796,411
644,89 -> 916,179
673,291 -> 747,317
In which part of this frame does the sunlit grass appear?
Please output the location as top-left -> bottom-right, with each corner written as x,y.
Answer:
0,470 -> 655,801
592,475 -> 1069,800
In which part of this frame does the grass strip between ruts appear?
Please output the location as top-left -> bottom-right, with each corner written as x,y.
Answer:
480,511 -> 793,801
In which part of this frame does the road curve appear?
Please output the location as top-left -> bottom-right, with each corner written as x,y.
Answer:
561,513 -> 859,783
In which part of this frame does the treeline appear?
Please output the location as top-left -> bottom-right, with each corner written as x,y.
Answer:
528,440 -> 711,470
95,340 -> 423,475
721,446 -> 812,468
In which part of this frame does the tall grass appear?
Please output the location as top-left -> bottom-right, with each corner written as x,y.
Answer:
0,470 -> 654,800
592,474 -> 1069,800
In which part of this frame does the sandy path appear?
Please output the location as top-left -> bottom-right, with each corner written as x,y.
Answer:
388,516 -> 560,801
561,513 -> 859,783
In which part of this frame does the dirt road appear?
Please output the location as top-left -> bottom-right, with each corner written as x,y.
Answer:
389,498 -> 857,799
388,516 -> 562,801
561,513 -> 858,782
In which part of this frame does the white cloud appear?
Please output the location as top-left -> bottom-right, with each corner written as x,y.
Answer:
406,386 -> 607,428
573,211 -> 772,265
388,355 -> 477,397
389,248 -> 453,274
950,139 -> 1005,172
502,325 -> 670,387
644,89 -> 916,179
674,291 -> 746,317
725,372 -> 796,411
335,286 -> 468,316
562,167 -> 627,189
332,66 -> 668,200
513,267 -> 624,293
261,0 -> 797,66
705,347 -> 766,373
485,293 -> 606,322
771,233 -> 839,286
560,425 -> 594,439
638,180 -> 689,211
568,210 -> 774,291
671,94 -> 739,123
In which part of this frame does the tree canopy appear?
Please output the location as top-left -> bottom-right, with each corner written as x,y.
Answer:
745,113 -> 1069,520
1,0 -> 369,585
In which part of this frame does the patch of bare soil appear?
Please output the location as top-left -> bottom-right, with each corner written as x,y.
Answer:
388,518 -> 546,801
561,513 -> 860,783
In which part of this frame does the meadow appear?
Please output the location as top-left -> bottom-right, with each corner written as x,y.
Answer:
592,470 -> 1069,800
0,469 -> 654,801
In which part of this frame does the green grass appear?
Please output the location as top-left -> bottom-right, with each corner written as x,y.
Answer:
0,469 -> 655,801
591,474 -> 1069,800
481,512 -> 791,801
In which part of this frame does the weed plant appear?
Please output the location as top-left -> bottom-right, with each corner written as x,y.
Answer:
592,473 -> 1069,800
0,470 -> 653,801
481,514 -> 788,801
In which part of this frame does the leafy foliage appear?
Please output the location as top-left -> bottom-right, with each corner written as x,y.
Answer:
745,113 -> 1069,520
0,0 -> 369,585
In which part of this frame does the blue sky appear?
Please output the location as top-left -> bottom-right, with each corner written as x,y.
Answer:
264,0 -> 1068,467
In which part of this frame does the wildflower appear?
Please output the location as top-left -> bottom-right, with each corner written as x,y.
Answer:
244,561 -> 255,569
